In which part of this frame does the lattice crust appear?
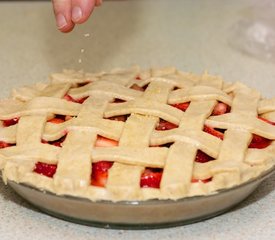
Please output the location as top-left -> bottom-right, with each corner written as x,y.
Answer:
0,66 -> 274,202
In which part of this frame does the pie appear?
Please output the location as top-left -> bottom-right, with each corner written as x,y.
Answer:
0,66 -> 274,202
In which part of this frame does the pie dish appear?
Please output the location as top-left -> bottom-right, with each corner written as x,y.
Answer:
0,66 -> 274,204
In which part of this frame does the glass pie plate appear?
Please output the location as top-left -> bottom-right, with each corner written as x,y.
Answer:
4,165 -> 274,229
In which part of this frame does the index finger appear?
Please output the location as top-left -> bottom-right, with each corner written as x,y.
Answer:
52,0 -> 75,33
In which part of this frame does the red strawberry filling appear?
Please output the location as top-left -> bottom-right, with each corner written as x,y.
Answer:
140,168 -> 163,188
77,81 -> 91,87
212,102 -> 230,116
247,117 -> 275,148
0,141 -> 12,148
33,159 -> 212,187
113,98 -> 126,103
195,150 -> 214,163
249,135 -> 272,149
130,84 -> 145,92
3,117 -> 19,127
156,120 -> 177,130
64,94 -> 88,104
32,134 -> 216,186
34,162 -> 57,178
171,102 -> 190,111
258,116 -> 275,125
47,115 -> 67,124
41,136 -> 66,147
204,125 -> 272,149
170,102 -> 230,115
95,136 -> 119,147
191,178 -> 212,183
203,125 -> 224,140
91,161 -> 113,187
48,118 -> 65,124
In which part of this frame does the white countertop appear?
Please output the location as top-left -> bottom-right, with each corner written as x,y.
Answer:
0,1 -> 274,239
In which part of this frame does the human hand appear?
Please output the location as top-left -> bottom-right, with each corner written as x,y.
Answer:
52,0 -> 102,33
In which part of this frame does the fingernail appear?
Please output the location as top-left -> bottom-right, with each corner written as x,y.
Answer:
56,13 -> 67,29
72,6 -> 82,22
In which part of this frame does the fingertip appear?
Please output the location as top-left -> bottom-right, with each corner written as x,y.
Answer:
55,13 -> 75,33
59,23 -> 75,33
71,0 -> 96,24
72,6 -> 83,23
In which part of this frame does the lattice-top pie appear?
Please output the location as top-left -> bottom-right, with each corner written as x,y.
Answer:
0,66 -> 274,202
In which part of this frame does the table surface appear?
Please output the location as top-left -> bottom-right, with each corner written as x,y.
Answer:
0,1 -> 274,239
